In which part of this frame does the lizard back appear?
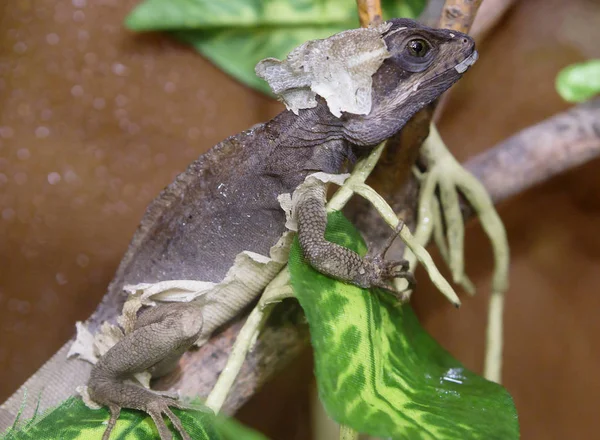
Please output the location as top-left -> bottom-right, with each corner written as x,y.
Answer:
90,106 -> 350,330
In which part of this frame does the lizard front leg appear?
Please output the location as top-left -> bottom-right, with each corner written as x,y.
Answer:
296,184 -> 414,298
88,303 -> 203,440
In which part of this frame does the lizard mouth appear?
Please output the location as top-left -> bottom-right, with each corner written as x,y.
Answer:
416,49 -> 478,91
454,50 -> 479,73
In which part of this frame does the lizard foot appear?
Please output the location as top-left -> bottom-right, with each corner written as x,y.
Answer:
364,221 -> 416,301
90,382 -> 191,440
144,396 -> 190,440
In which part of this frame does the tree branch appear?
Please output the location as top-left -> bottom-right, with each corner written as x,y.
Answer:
465,97 -> 600,206
438,0 -> 483,33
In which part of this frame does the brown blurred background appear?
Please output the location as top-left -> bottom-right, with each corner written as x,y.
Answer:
1,0 -> 600,438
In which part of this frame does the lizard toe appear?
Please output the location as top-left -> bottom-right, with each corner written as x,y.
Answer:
145,397 -> 191,440
101,404 -> 121,440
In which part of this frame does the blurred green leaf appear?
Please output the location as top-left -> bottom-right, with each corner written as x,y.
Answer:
125,0 -> 427,93
1,397 -> 267,440
556,60 -> 600,103
288,211 -> 519,440
214,416 -> 269,440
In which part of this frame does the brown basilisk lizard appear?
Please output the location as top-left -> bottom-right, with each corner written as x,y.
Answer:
0,18 -> 477,439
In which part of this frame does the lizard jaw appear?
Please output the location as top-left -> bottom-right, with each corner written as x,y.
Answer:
454,50 -> 479,74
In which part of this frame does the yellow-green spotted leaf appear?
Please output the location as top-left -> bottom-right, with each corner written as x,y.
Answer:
1,397 -> 267,440
125,0 -> 426,93
288,211 -> 519,440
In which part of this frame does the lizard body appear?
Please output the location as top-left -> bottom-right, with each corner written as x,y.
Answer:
93,107 -> 349,342
0,18 -> 476,439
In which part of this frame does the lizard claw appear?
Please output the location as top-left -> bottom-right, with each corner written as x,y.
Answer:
146,397 -> 191,440
385,259 -> 410,275
362,221 -> 417,302
368,259 -> 416,300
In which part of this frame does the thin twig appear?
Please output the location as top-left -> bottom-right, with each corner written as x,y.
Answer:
438,0 -> 483,32
356,0 -> 382,27
470,0 -> 516,41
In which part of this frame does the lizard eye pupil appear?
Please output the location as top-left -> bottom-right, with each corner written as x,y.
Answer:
407,39 -> 429,57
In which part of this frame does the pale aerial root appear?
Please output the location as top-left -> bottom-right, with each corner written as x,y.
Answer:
431,190 -> 476,294
408,166 -> 476,295
409,123 -> 509,383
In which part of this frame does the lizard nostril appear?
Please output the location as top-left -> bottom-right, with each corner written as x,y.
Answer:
462,38 -> 468,44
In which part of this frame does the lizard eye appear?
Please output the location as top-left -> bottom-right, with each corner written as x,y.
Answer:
392,36 -> 435,72
406,39 -> 430,57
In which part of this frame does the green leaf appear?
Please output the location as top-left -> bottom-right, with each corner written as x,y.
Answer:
1,397 -> 267,440
214,417 -> 269,440
125,0 -> 427,94
556,59 -> 600,102
288,211 -> 519,440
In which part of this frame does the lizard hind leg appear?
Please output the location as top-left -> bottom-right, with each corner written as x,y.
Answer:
88,303 -> 203,440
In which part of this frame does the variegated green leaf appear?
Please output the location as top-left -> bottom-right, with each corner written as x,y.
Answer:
125,0 -> 427,93
1,397 -> 267,440
556,59 -> 600,103
288,211 -> 519,440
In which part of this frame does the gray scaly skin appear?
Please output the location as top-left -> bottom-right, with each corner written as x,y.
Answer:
86,18 -> 476,439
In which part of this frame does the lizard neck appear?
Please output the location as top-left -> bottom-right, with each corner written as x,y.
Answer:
266,100 -> 345,149
257,102 -> 356,186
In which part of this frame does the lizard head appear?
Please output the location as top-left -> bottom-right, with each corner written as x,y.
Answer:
341,18 -> 477,146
